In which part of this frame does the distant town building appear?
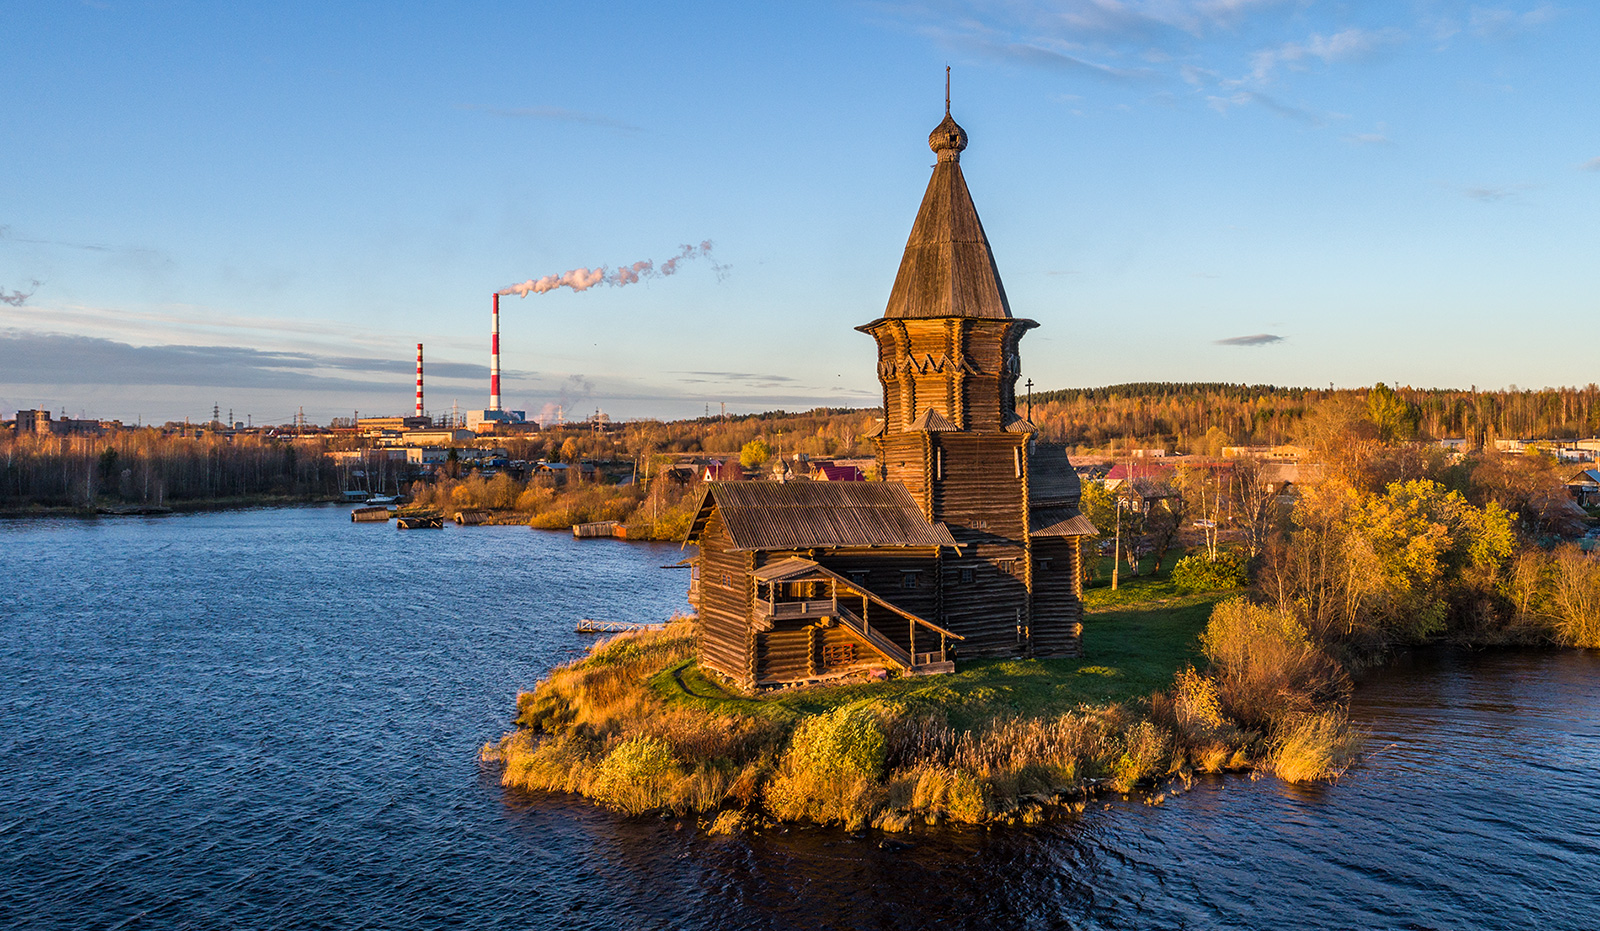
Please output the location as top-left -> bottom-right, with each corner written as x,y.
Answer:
1568,469 -> 1600,508
358,416 -> 433,432
13,410 -> 104,436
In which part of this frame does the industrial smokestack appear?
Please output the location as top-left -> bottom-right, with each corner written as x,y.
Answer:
416,342 -> 428,419
490,293 -> 501,412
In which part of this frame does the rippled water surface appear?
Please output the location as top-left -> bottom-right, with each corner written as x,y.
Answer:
3,507 -> 1598,930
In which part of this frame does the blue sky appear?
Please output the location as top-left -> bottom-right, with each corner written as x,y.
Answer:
2,1 -> 1596,424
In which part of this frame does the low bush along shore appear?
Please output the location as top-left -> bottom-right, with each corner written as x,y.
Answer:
481,561 -> 1364,832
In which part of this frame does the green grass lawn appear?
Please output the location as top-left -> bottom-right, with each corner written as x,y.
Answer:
652,562 -> 1229,726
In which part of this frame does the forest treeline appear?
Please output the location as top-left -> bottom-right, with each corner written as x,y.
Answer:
0,431 -> 338,509
1027,382 -> 1600,453
7,381 -> 1600,512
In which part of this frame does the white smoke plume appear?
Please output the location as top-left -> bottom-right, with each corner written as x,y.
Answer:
500,241 -> 723,297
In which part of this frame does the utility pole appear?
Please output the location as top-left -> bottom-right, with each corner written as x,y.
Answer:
1111,486 -> 1121,591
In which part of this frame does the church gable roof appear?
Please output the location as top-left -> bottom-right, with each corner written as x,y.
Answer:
686,482 -> 957,551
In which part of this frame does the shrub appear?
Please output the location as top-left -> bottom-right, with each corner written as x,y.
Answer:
1108,720 -> 1170,792
1172,550 -> 1248,593
1200,598 -> 1345,726
1171,666 -> 1226,733
765,703 -> 887,828
591,736 -> 682,814
904,765 -> 989,823
1546,545 -> 1600,648
1269,711 -> 1362,783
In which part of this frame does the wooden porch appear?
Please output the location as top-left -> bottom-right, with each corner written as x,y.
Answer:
751,557 -> 961,676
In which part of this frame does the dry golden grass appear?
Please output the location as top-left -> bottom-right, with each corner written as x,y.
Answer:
1269,711 -> 1364,783
484,598 -> 1367,826
1200,598 -> 1346,726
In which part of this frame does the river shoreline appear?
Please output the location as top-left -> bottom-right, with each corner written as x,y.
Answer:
481,582 -> 1367,831
0,495 -> 341,519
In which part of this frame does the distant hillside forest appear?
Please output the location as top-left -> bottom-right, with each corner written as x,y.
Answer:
5,383 -> 1597,512
1025,382 -> 1600,454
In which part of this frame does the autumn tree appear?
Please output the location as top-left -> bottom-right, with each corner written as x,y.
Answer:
739,439 -> 771,470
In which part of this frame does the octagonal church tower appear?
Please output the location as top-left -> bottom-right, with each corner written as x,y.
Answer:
858,103 -> 1091,657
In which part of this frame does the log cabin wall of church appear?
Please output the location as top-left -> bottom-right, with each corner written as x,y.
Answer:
868,318 -> 1030,433
929,432 -> 1033,654
1028,535 -> 1084,656
692,510 -> 757,683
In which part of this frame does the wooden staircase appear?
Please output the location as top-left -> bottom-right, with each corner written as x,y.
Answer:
834,605 -> 951,675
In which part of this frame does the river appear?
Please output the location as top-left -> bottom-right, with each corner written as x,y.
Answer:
1,506 -> 1596,930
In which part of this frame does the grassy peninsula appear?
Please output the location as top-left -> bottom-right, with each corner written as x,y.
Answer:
484,450 -> 1600,830
482,558 -> 1361,831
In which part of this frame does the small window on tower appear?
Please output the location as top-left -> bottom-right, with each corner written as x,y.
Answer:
959,567 -> 975,584
849,570 -> 871,587
901,571 -> 921,590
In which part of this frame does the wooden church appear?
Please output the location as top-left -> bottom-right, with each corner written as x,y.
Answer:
685,98 -> 1095,690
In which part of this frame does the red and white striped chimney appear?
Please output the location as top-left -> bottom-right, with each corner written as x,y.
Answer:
490,292 -> 502,412
414,343 -> 424,417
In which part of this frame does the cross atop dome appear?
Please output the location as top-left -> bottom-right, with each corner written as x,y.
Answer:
930,66 -> 967,161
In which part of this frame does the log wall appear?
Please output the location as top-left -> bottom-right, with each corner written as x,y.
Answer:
694,511 -> 755,685
1029,535 -> 1084,656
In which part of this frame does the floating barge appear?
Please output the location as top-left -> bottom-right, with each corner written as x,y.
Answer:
395,506 -> 444,530
454,509 -> 491,526
351,506 -> 392,523
572,520 -> 625,539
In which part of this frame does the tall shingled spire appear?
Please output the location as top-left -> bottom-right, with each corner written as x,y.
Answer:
879,77 -> 1008,320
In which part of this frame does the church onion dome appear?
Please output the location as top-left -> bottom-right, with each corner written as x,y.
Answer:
929,112 -> 967,161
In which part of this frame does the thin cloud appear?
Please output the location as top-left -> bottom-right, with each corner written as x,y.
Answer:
1459,183 -> 1531,202
455,104 -> 641,132
0,224 -> 112,252
1347,131 -> 1396,147
1215,333 -> 1284,346
1471,4 -> 1559,39
0,331 -> 491,390
1208,90 -> 1329,125
1582,157 -> 1600,172
967,38 -> 1164,84
676,371 -> 799,384
1250,27 -> 1407,82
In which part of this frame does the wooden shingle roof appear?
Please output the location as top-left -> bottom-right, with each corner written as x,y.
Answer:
1030,507 -> 1097,537
686,482 -> 957,551
1028,443 -> 1082,507
879,114 -> 1013,322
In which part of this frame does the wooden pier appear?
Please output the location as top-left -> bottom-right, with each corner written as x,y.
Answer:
575,619 -> 666,634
